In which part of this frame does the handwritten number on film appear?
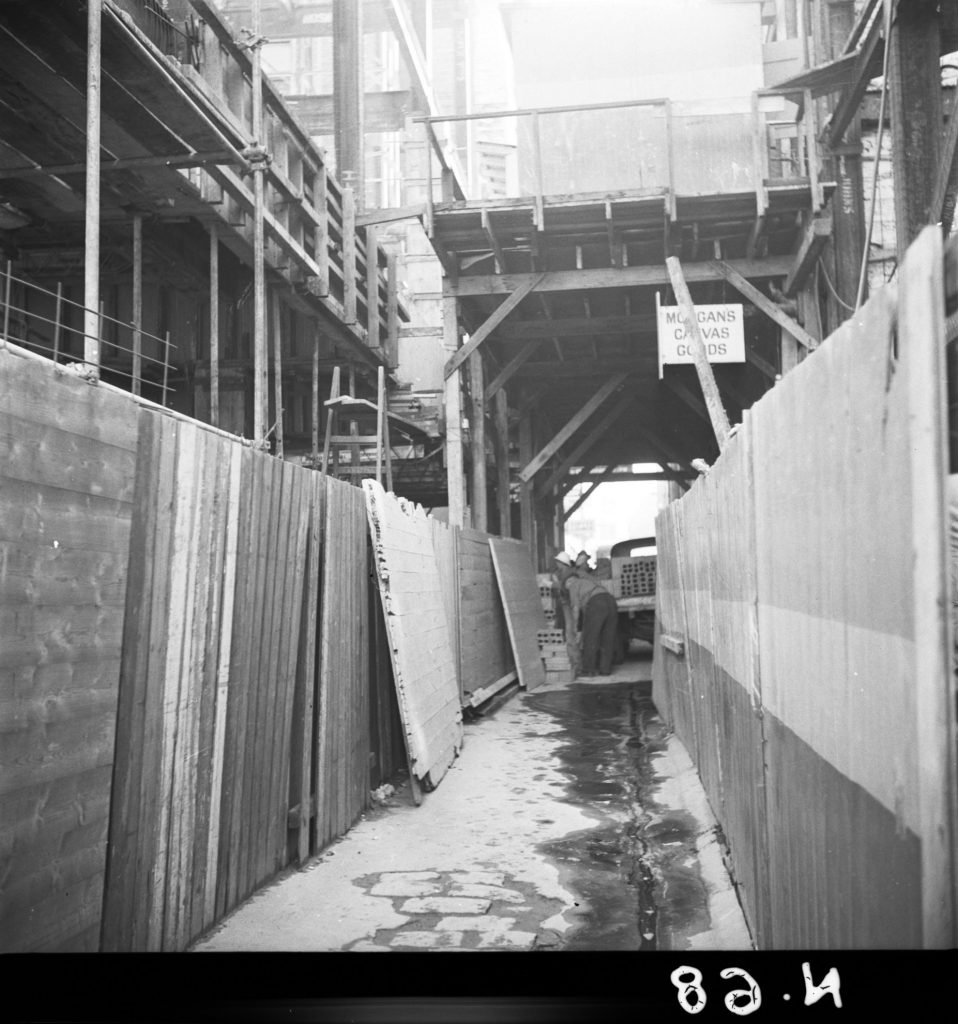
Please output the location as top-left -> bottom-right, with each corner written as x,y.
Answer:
670,963 -> 842,1014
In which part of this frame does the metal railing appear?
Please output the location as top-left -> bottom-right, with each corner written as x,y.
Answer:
124,0 -> 203,70
416,91 -> 825,216
1,263 -> 177,404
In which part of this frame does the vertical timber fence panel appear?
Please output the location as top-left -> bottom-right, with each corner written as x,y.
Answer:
652,227 -> 956,949
315,476 -> 370,851
2,343 -> 391,952
102,413 -> 313,951
0,347 -> 138,952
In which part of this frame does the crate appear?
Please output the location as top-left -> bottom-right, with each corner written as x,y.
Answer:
537,628 -> 566,646
545,668 -> 574,684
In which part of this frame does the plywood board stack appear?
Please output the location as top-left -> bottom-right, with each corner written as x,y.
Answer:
363,480 -> 463,789
488,538 -> 548,691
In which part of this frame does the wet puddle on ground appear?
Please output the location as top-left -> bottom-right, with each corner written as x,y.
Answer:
524,679 -> 661,950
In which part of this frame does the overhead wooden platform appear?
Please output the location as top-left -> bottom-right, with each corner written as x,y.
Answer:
432,177 -> 832,486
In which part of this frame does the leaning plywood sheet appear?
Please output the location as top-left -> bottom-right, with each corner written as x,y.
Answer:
363,480 -> 463,789
488,538 -> 547,691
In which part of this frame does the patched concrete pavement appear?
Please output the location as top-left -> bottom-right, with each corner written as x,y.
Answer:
191,648 -> 753,952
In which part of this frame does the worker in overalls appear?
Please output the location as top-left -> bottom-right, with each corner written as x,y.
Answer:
565,571 -> 618,677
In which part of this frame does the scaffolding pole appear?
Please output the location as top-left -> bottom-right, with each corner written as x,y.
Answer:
83,0 -> 102,376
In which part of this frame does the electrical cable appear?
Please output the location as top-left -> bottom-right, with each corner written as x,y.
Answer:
855,0 -> 895,311
818,260 -> 856,313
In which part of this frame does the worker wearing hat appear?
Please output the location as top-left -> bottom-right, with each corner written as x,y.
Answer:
565,570 -> 618,678
573,550 -> 592,577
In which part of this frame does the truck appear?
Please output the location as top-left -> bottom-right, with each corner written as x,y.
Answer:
603,535 -> 657,647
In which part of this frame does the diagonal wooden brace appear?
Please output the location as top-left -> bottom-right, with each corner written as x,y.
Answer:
709,258 -> 818,350
518,371 -> 629,483
444,272 -> 546,381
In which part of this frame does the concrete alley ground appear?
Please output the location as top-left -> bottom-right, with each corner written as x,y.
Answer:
192,649 -> 751,953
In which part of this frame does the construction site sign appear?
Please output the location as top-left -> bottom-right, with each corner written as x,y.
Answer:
656,297 -> 745,377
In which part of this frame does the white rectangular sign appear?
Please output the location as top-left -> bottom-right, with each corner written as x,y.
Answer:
656,299 -> 745,376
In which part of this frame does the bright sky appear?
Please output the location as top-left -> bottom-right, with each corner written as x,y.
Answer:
563,468 -> 667,558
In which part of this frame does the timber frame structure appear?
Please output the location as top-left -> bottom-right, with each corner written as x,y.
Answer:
425,97 -> 833,563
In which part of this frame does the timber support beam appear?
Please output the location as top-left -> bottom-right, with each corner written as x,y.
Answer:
443,272 -> 546,380
518,372 -> 629,483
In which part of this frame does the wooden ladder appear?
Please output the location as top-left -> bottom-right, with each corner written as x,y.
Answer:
320,364 -> 393,489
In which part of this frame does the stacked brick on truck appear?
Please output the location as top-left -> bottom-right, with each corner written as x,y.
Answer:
601,536 -> 657,646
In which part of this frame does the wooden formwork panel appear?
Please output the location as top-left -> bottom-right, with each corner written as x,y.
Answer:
0,347 -> 138,952
430,518 -> 461,702
364,480 -> 462,789
488,538 -> 547,692
457,528 -> 515,700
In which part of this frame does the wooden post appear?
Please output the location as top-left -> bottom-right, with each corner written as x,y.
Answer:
321,365 -> 340,475
251,0 -> 268,444
386,252 -> 399,368
53,282 -> 63,362
3,259 -> 12,345
375,364 -> 385,486
469,350 -> 487,532
84,0 -> 102,377
780,326 -> 800,376
366,224 -> 379,349
162,330 -> 171,407
132,213 -> 143,396
519,403 -> 535,549
818,0 -> 866,319
333,0 -> 364,199
311,326 -> 320,465
889,0 -> 942,259
383,408 -> 393,492
349,418 -> 360,478
343,186 -> 357,324
209,221 -> 219,425
665,256 -> 731,449
531,110 -> 544,201
422,120 -> 434,237
271,290 -> 284,459
495,388 -> 510,537
443,294 -> 465,526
